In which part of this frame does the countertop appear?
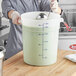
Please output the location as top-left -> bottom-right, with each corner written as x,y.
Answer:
3,50 -> 76,76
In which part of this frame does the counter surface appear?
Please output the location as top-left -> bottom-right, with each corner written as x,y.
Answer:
3,50 -> 76,76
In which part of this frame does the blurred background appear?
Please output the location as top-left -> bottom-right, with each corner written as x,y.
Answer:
58,0 -> 76,51
0,0 -> 10,48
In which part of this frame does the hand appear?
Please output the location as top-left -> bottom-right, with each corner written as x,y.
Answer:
50,0 -> 61,14
11,11 -> 21,25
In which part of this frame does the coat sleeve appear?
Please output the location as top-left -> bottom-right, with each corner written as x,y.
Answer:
40,0 -> 51,11
2,0 -> 15,18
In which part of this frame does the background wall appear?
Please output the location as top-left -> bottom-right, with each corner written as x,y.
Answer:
59,0 -> 76,9
59,0 -> 76,4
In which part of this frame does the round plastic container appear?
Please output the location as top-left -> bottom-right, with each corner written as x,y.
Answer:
0,46 -> 4,76
21,12 -> 62,66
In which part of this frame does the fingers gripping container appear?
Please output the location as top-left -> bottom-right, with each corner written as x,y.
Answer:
21,12 -> 62,66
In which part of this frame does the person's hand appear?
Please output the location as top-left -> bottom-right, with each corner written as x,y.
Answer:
50,0 -> 61,14
11,11 -> 21,25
